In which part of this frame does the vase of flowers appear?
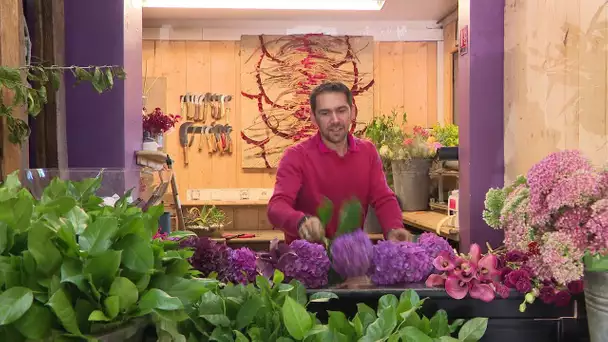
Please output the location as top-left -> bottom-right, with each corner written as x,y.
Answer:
391,126 -> 442,211
478,150 -> 608,342
142,107 -> 181,148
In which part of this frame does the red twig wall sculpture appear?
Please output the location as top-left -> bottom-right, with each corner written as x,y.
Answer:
239,34 -> 375,168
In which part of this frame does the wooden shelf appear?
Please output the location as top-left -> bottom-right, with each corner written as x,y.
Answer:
402,211 -> 459,241
181,200 -> 268,206
210,231 -> 385,244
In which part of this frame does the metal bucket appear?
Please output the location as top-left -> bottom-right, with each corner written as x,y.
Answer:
391,158 -> 432,212
584,270 -> 608,342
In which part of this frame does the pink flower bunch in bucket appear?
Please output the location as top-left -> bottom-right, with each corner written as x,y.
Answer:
426,243 -> 509,302
143,107 -> 181,135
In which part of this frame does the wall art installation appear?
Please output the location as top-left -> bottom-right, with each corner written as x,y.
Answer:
239,34 -> 375,168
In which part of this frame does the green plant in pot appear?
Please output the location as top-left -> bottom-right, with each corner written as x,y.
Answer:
184,206 -> 228,238
0,172 -> 208,341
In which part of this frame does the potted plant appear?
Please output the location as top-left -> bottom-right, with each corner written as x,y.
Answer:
183,206 -> 228,238
0,172 -> 204,341
142,107 -> 181,148
431,123 -> 459,170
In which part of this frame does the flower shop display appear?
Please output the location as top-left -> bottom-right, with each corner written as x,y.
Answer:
142,107 -> 181,147
481,150 -> 608,341
0,172 -> 208,341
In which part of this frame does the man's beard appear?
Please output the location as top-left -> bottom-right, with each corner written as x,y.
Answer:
321,125 -> 348,144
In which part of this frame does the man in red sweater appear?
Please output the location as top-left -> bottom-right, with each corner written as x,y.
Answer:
267,81 -> 412,244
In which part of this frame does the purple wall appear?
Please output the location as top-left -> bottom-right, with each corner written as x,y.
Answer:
64,0 -> 142,190
457,0 -> 505,253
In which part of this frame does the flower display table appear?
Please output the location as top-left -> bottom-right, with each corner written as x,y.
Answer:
307,285 -> 589,342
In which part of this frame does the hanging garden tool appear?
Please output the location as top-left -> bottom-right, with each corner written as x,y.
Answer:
197,125 -> 208,152
194,94 -> 203,122
205,126 -> 216,154
213,125 -> 224,153
224,125 -> 233,154
202,92 -> 211,123
179,121 -> 194,166
186,94 -> 196,121
180,95 -> 188,119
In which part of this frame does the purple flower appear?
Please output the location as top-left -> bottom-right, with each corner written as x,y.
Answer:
504,269 -> 531,290
225,247 -> 258,284
330,230 -> 374,279
418,233 -> 455,260
370,241 -> 433,285
554,290 -> 572,307
539,286 -> 556,304
505,250 -> 528,263
188,237 -> 230,279
281,240 -> 330,289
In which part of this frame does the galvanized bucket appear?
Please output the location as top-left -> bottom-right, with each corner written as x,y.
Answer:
391,158 -> 432,212
584,270 -> 608,342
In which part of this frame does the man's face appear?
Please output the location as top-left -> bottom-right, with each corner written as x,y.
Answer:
311,92 -> 354,144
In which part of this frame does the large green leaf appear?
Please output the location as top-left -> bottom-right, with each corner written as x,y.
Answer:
317,197 -> 334,227
27,222 -> 62,276
0,286 -> 34,325
458,317 -> 489,342
109,277 -> 139,312
115,234 -> 154,273
78,216 -> 119,255
13,302 -> 52,339
282,296 -> 313,340
336,199 -> 363,237
84,249 -> 122,289
46,287 -> 82,336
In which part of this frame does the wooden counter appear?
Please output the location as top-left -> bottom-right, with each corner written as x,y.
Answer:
402,211 -> 459,241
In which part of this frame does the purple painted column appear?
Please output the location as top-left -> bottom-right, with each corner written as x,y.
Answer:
457,0 -> 505,253
64,0 -> 142,192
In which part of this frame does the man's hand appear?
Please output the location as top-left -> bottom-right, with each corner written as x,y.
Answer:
298,216 -> 325,242
387,228 -> 414,242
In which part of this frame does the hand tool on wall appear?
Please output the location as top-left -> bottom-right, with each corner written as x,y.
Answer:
213,125 -> 224,154
187,94 -> 196,121
197,125 -> 208,152
224,125 -> 233,154
209,94 -> 218,121
179,122 -> 194,166
193,95 -> 201,122
202,92 -> 211,123
219,95 -> 226,119
179,95 -> 187,119
205,126 -> 216,154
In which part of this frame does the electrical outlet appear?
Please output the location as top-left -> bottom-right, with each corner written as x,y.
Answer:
239,190 -> 250,200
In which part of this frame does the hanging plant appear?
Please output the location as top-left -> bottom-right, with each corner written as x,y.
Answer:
0,64 -> 126,144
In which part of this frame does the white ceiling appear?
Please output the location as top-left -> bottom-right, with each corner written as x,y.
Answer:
142,0 -> 458,25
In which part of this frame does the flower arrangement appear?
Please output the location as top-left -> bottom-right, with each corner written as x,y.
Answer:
142,107 -> 181,135
427,150 -> 607,310
402,125 -> 443,160
431,122 -> 459,147
364,110 -> 408,160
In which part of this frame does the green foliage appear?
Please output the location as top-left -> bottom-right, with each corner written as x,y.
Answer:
0,64 -> 126,144
0,172 -> 205,341
431,123 -> 459,147
482,175 -> 528,229
184,205 -> 228,227
181,279 -> 489,342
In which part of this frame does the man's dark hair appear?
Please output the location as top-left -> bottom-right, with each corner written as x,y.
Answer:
309,81 -> 353,115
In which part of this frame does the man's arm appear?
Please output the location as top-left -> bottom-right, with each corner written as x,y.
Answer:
267,148 -> 306,242
367,146 -> 404,237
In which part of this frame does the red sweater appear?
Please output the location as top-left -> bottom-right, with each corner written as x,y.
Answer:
267,132 -> 404,244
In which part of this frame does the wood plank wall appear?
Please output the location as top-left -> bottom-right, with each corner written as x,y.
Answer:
504,0 -> 608,181
142,39 -> 439,231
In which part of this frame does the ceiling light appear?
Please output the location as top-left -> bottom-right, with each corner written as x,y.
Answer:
142,0 -> 385,11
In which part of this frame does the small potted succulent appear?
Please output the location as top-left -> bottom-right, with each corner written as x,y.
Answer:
183,206 -> 228,238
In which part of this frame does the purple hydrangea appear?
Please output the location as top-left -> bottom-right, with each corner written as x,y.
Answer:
370,240 -> 433,285
186,237 -> 231,279
417,232 -> 455,259
330,230 -> 374,278
281,240 -> 330,289
225,247 -> 258,284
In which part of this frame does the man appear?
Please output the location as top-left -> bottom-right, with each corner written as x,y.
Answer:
267,81 -> 412,244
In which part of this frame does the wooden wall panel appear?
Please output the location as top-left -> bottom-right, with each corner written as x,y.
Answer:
443,20 -> 458,124
504,0 -> 608,181
143,39 -> 438,231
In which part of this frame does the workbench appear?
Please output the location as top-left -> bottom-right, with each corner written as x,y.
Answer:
402,210 -> 459,241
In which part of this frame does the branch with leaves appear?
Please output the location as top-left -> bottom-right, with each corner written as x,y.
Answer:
0,64 -> 126,144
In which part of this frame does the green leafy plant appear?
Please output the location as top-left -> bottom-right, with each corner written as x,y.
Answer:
431,123 -> 459,147
184,206 -> 228,228
179,270 -> 489,341
0,172 -> 206,341
0,64 -> 126,144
